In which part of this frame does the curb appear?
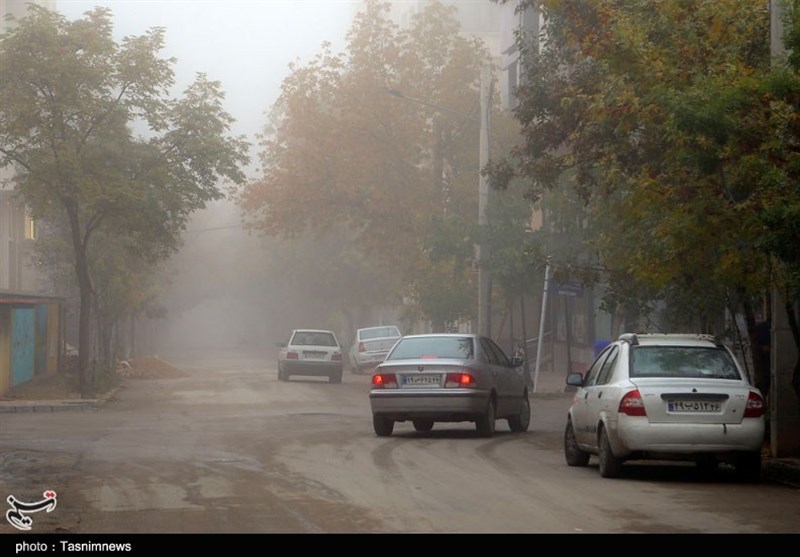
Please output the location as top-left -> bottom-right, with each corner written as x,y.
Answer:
0,385 -> 122,414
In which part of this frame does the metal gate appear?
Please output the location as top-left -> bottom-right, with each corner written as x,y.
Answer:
11,307 -> 35,386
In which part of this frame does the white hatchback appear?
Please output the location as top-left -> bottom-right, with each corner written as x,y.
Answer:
564,333 -> 765,480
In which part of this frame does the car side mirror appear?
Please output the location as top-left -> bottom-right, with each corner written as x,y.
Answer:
566,372 -> 584,387
511,356 -> 525,368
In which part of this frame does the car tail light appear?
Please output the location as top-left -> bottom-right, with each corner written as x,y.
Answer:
331,352 -> 342,361
286,351 -> 299,360
619,389 -> 646,416
358,342 -> 366,352
445,372 -> 476,388
744,391 -> 765,418
372,373 -> 397,389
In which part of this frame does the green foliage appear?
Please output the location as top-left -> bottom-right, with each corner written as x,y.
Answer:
0,6 -> 249,390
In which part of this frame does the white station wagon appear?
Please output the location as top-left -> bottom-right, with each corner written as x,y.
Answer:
564,333 -> 765,481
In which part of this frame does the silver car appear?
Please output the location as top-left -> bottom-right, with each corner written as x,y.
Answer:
564,333 -> 765,480
369,333 -> 530,437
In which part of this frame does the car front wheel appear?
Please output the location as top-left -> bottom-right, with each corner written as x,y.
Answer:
373,415 -> 394,437
508,395 -> 531,433
564,419 -> 590,467
598,427 -> 623,478
413,419 -> 434,433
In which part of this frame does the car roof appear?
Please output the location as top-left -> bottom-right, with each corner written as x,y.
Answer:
399,333 -> 479,339
293,329 -> 336,334
619,333 -> 723,348
358,326 -> 399,331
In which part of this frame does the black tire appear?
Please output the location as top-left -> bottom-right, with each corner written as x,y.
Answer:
476,397 -> 496,438
277,364 -> 286,381
412,419 -> 434,433
373,415 -> 394,437
508,395 -> 531,433
329,370 -> 343,384
564,419 -> 591,467
734,451 -> 761,483
598,427 -> 623,478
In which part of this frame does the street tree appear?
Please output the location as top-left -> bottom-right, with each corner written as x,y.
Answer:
240,0 -> 510,328
0,7 -> 249,395
492,0 -> 793,391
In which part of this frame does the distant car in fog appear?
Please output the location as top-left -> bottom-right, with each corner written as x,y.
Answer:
369,333 -> 530,437
349,325 -> 402,374
277,329 -> 344,384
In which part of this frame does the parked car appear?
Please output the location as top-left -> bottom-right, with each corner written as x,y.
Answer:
369,333 -> 530,437
277,329 -> 344,384
349,325 -> 402,374
563,333 -> 765,480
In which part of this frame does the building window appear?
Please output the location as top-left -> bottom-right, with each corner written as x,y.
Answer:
25,214 -> 36,240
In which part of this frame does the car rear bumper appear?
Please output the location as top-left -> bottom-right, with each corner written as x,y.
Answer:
369,389 -> 490,422
613,416 -> 764,456
283,360 -> 342,376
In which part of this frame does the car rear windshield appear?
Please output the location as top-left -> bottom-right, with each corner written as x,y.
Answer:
291,331 -> 337,347
360,327 -> 400,340
630,346 -> 741,379
386,336 -> 474,360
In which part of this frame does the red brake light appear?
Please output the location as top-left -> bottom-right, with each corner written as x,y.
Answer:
445,372 -> 476,388
619,389 -> 646,416
332,352 -> 342,361
744,391 -> 765,418
358,342 -> 366,352
372,373 -> 397,389
286,351 -> 299,360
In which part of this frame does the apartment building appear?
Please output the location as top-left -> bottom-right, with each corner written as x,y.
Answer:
0,0 -> 54,293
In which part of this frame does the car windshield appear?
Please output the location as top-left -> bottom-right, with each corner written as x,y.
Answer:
291,331 -> 337,347
386,336 -> 474,360
360,327 -> 400,340
630,346 -> 740,379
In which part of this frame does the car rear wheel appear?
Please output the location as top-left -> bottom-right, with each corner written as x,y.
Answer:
734,451 -> 761,483
373,415 -> 394,437
412,419 -> 434,433
476,397 -> 496,438
564,419 -> 590,467
598,427 -> 623,478
277,364 -> 287,381
508,395 -> 531,433
329,371 -> 342,384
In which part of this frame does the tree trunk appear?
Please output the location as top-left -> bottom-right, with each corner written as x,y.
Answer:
783,298 -> 800,403
66,203 -> 95,398
742,298 -> 765,393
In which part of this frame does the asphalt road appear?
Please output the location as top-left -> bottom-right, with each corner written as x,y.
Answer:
1,351 -> 798,534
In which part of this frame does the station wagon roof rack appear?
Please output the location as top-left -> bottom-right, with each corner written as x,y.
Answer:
618,333 -> 639,345
619,332 -> 725,348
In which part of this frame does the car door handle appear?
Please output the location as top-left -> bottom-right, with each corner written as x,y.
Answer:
584,392 -> 589,400
598,391 -> 603,399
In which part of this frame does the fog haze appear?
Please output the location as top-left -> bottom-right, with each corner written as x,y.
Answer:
56,1 -> 360,357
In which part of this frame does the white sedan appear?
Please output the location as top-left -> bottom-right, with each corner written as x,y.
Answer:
564,333 -> 765,480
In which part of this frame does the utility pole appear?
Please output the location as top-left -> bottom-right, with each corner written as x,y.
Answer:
477,63 -> 492,337
533,256 -> 552,393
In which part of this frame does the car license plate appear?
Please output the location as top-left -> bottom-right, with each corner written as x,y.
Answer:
302,351 -> 326,360
402,374 -> 440,387
668,400 -> 721,413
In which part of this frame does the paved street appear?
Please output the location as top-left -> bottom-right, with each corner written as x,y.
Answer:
1,351 -> 798,534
